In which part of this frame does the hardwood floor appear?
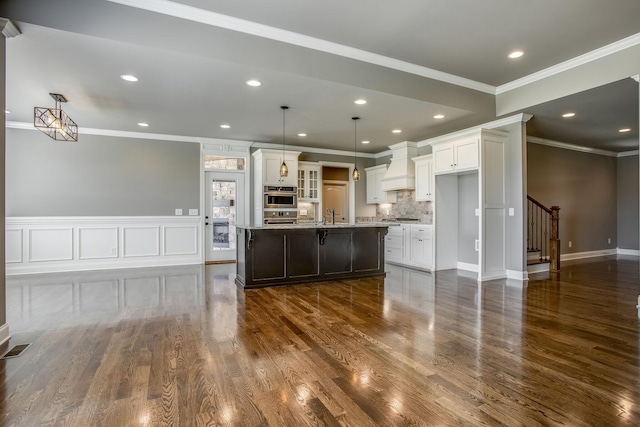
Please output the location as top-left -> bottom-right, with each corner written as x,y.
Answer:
2,257 -> 639,426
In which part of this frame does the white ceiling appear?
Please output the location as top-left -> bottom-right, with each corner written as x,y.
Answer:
2,0 -> 639,153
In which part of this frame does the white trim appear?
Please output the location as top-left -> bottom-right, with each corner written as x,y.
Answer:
0,18 -> 21,38
632,75 -> 640,83
618,248 -> 640,256
617,150 -> 639,158
106,0 -> 494,94
6,216 -> 202,275
0,324 -> 10,347
560,249 -> 617,261
7,121 -> 378,159
527,136 -> 620,157
527,263 -> 550,274
457,262 -> 479,273
506,269 -> 529,281
497,32 -> 640,94
418,114 -> 532,147
478,271 -> 507,282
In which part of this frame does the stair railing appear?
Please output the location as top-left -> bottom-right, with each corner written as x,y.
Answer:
527,195 -> 560,272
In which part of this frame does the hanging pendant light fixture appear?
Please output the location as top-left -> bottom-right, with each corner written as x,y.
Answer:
280,105 -> 289,177
352,117 -> 361,181
34,93 -> 78,142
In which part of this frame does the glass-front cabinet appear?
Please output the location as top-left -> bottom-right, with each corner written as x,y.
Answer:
297,162 -> 321,202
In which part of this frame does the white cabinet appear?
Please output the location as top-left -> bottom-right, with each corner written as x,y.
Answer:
384,224 -> 432,270
384,225 -> 406,263
255,149 -> 300,187
409,225 -> 433,269
297,162 -> 321,202
432,135 -> 479,175
412,155 -> 433,201
365,165 -> 397,204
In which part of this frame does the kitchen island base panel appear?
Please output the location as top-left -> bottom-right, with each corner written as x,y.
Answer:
236,226 -> 387,288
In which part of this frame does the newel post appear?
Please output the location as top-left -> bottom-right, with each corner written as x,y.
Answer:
549,206 -> 560,272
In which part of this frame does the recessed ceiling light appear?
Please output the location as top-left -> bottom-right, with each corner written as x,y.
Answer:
246,80 -> 261,87
137,122 -> 149,127
433,114 -> 445,119
298,133 -> 307,137
121,74 -> 139,82
354,99 -> 367,105
220,124 -> 231,129
562,112 -> 575,118
361,140 -> 370,144
392,129 -> 402,134
508,51 -> 524,59
619,128 -> 631,133
4,110 -> 10,114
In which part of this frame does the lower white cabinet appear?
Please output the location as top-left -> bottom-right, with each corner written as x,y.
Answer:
384,224 -> 432,270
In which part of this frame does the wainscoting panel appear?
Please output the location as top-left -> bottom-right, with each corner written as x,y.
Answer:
6,217 -> 203,275
123,227 -> 160,258
6,229 -> 23,263
164,226 -> 198,256
79,227 -> 119,260
29,228 -> 74,262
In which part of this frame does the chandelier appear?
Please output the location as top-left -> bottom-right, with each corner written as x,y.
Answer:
34,93 -> 78,142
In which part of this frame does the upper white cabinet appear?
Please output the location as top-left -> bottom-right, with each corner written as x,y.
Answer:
432,135 -> 479,175
412,154 -> 433,201
365,165 -> 397,204
297,161 -> 321,202
254,149 -> 300,187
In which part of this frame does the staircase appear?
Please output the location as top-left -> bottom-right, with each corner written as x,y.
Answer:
527,195 -> 560,272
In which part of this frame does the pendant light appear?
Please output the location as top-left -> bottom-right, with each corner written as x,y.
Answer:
280,106 -> 289,177
352,117 -> 360,181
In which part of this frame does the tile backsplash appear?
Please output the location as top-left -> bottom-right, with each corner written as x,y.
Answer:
376,190 -> 433,223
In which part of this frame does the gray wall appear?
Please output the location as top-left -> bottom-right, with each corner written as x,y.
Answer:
458,173 -> 479,264
527,143 -> 618,254
6,128 -> 200,216
617,155 -> 639,250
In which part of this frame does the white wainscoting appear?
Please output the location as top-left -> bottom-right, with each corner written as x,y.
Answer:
6,216 -> 202,275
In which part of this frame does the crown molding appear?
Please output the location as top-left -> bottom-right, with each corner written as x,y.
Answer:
0,19 -> 21,38
497,32 -> 640,94
418,113 -> 533,147
526,136 -> 638,157
6,121 -> 376,158
106,0 -> 495,94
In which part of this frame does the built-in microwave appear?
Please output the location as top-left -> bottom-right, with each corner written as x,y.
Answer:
264,186 -> 297,209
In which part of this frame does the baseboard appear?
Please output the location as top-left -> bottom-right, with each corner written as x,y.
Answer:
527,263 -> 550,273
478,271 -> 507,282
617,248 -> 640,256
0,324 -> 10,346
507,270 -> 529,281
457,262 -> 479,273
560,249 -> 617,261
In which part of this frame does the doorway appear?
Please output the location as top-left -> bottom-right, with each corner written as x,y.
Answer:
205,171 -> 245,263
323,181 -> 349,223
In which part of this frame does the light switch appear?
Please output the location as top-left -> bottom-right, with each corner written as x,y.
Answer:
175,209 -> 183,216
189,209 -> 198,216
475,208 -> 480,216
508,208 -> 515,216
300,209 -> 308,216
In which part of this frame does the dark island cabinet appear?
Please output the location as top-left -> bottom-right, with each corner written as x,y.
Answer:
236,226 -> 387,288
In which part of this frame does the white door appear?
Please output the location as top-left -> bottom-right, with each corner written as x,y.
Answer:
205,171 -> 245,263
323,182 -> 348,223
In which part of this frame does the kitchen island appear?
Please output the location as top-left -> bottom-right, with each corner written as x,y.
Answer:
235,224 -> 388,288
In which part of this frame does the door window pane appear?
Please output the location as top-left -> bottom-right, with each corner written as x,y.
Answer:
211,180 -> 236,250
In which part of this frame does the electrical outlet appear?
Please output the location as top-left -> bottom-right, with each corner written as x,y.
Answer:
475,239 -> 479,251
475,208 -> 480,216
568,240 -> 572,248
608,237 -> 611,244
110,247 -> 117,255
175,208 -> 183,216
189,209 -> 198,216
508,208 -> 515,216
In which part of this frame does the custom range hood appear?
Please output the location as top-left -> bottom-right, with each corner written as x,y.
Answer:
381,141 -> 418,191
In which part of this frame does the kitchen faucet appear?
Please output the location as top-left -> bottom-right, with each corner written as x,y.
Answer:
326,208 -> 335,225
